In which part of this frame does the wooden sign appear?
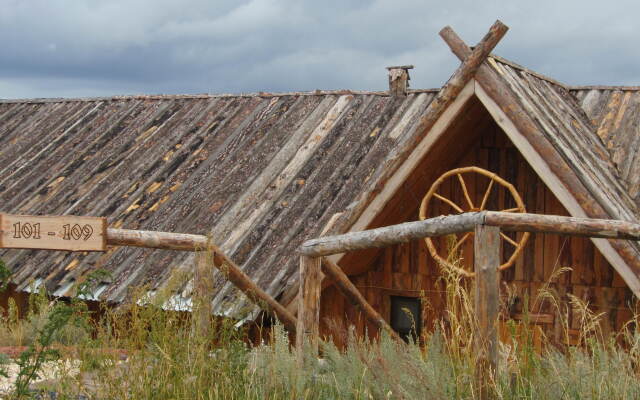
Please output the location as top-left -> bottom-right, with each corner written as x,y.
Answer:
0,214 -> 106,252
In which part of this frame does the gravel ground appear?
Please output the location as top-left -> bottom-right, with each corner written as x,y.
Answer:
0,360 -> 80,396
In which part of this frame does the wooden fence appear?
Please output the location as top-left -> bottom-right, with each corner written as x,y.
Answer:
296,210 -> 640,395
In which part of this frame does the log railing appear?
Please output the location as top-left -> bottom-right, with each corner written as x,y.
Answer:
299,211 -> 640,257
107,228 -> 298,333
296,210 -> 640,397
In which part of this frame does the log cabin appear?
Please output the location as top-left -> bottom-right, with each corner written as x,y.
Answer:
1,26 -> 639,346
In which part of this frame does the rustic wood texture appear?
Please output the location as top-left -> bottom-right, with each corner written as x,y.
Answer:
320,257 -> 400,341
319,112 -> 634,344
300,213 -> 484,257
439,27 -> 640,287
484,211 -> 640,239
0,88 -> 440,318
297,256 -> 322,357
323,20 -> 507,250
108,228 -> 298,332
193,250 -> 214,337
474,225 -> 500,397
419,167 -> 529,276
0,213 -> 106,252
388,67 -> 411,97
572,88 -> 640,203
2,22 -> 640,337
301,209 -> 640,259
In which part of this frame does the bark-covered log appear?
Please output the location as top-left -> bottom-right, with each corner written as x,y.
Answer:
326,21 -> 508,243
300,211 -> 640,258
193,251 -> 214,337
107,228 -> 208,251
321,257 -> 401,341
297,255 -> 322,360
107,228 -> 298,333
422,21 -> 508,129
439,27 -> 640,281
473,225 -> 500,398
484,211 -> 640,239
299,213 -> 485,257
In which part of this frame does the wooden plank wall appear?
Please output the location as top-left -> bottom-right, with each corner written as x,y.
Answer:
319,112 -> 634,346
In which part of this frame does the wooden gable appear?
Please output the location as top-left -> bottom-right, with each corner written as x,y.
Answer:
319,92 -> 635,345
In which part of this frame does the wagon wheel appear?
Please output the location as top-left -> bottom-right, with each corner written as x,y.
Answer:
419,166 -> 530,277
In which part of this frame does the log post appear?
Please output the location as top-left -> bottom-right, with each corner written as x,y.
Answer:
193,250 -> 214,338
474,225 -> 500,399
107,229 -> 298,333
296,255 -> 322,363
321,257 -> 401,341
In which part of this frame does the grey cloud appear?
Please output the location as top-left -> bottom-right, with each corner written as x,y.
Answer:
1,0 -> 639,99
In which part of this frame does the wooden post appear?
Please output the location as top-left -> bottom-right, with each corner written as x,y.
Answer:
474,225 -> 500,398
193,250 -> 214,338
297,255 -> 322,363
107,228 -> 298,332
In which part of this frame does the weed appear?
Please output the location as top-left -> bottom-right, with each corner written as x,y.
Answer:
0,254 -> 637,398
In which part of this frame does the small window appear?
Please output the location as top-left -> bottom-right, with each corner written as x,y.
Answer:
390,296 -> 421,342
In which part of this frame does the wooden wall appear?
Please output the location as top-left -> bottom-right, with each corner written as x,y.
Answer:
319,98 -> 635,346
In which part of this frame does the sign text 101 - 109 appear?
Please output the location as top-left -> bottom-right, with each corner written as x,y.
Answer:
0,214 -> 106,252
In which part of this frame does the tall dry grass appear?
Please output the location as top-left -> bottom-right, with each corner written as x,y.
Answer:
0,247 -> 638,398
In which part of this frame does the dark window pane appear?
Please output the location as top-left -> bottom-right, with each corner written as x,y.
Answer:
390,296 -> 421,342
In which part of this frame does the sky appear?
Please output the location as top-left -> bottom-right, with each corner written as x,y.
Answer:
1,0 -> 639,99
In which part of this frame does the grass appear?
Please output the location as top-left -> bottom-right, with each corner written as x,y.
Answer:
0,254 -> 638,399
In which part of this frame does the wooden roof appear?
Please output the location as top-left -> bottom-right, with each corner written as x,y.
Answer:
0,90 -> 439,315
1,55 -> 640,316
488,58 -> 638,221
478,57 -> 640,294
571,87 -> 640,203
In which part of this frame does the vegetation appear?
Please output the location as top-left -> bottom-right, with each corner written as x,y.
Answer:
0,255 -> 638,399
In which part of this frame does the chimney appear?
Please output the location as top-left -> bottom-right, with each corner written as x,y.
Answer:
386,65 -> 413,96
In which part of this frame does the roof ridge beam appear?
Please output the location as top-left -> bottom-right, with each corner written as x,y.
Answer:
413,21 -> 508,141
440,28 -> 640,296
324,21 -> 507,242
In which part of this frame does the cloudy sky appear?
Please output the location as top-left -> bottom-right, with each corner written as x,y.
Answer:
1,0 -> 638,99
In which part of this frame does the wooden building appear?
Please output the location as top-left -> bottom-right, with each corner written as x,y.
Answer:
1,33 -> 639,344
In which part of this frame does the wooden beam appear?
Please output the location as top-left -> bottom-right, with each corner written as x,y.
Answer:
300,211 -> 640,259
107,228 -> 298,333
322,21 -> 508,249
484,211 -> 640,240
439,25 -> 640,290
321,257 -> 401,341
474,225 -> 500,398
107,228 -> 209,250
297,255 -> 322,361
108,208 -> 640,334
440,29 -> 609,218
422,20 -> 508,128
299,212 -> 485,257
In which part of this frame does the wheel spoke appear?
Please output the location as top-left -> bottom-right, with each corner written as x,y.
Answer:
500,232 -> 518,247
457,173 -> 474,210
501,207 -> 521,213
433,193 -> 464,213
479,178 -> 495,210
450,232 -> 472,254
